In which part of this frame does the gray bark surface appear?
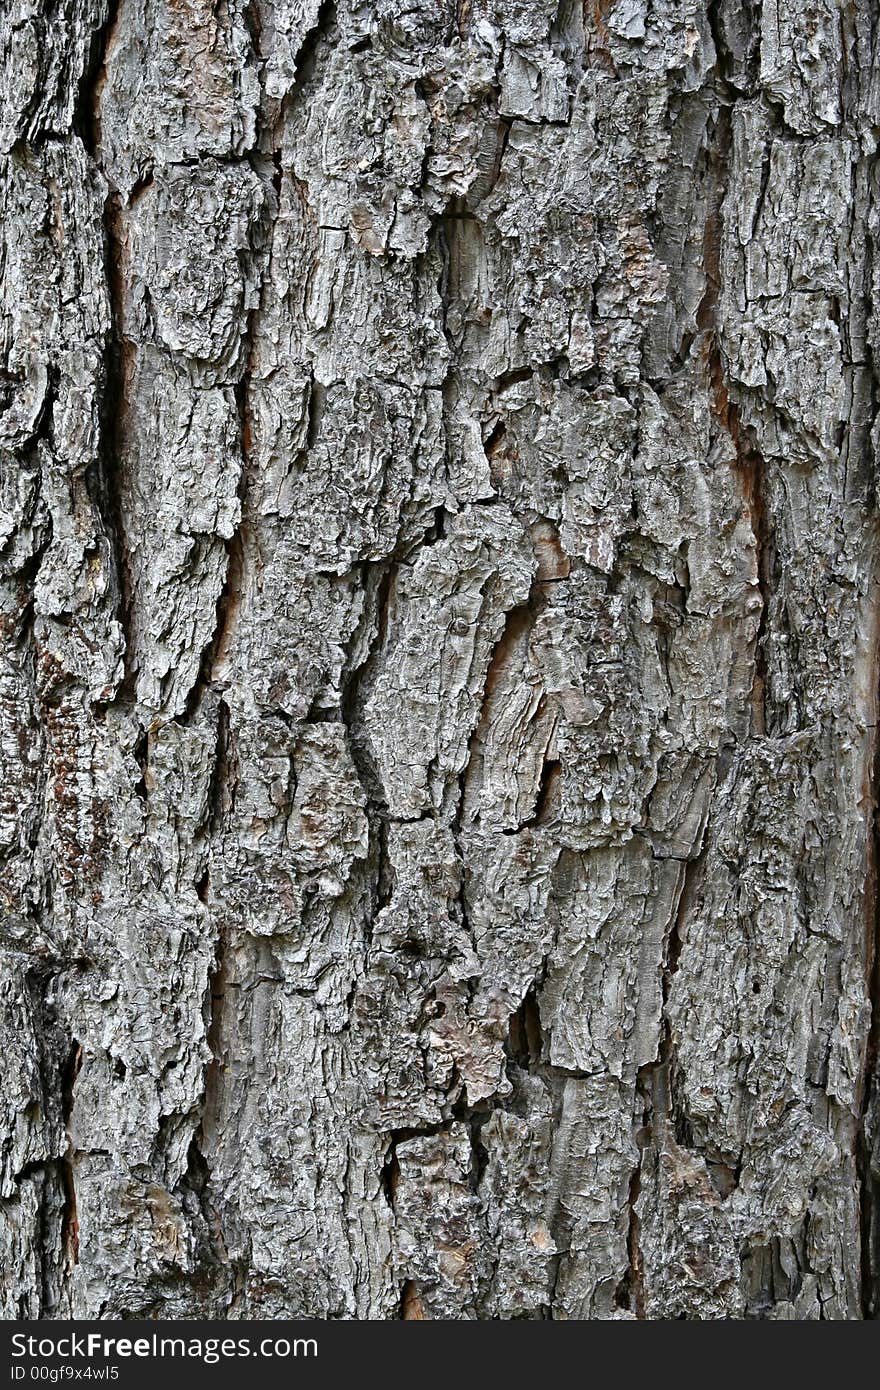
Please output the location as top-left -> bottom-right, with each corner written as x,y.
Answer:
1,0 -> 879,1320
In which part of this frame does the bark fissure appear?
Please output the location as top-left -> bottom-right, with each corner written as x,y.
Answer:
859,562 -> 880,1319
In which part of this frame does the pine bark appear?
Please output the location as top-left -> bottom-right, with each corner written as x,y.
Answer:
1,0 -> 879,1320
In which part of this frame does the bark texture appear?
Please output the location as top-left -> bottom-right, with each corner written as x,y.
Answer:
1,0 -> 879,1321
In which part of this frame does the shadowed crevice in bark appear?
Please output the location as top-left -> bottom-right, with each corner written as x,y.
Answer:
620,1144 -> 645,1317
177,523 -> 247,725
73,0 -> 122,159
692,83 -> 773,740
399,1278 -> 427,1318
59,1037 -> 82,1275
92,186 -> 135,703
859,581 -> 880,1319
624,829 -> 710,1317
504,989 -> 540,1068
855,37 -> 880,1311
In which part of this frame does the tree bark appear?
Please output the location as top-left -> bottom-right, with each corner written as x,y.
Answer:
1,0 -> 879,1320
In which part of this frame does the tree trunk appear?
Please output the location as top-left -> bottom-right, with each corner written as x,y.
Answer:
1,0 -> 878,1321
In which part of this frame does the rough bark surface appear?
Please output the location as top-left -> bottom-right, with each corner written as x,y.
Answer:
1,0 -> 879,1321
